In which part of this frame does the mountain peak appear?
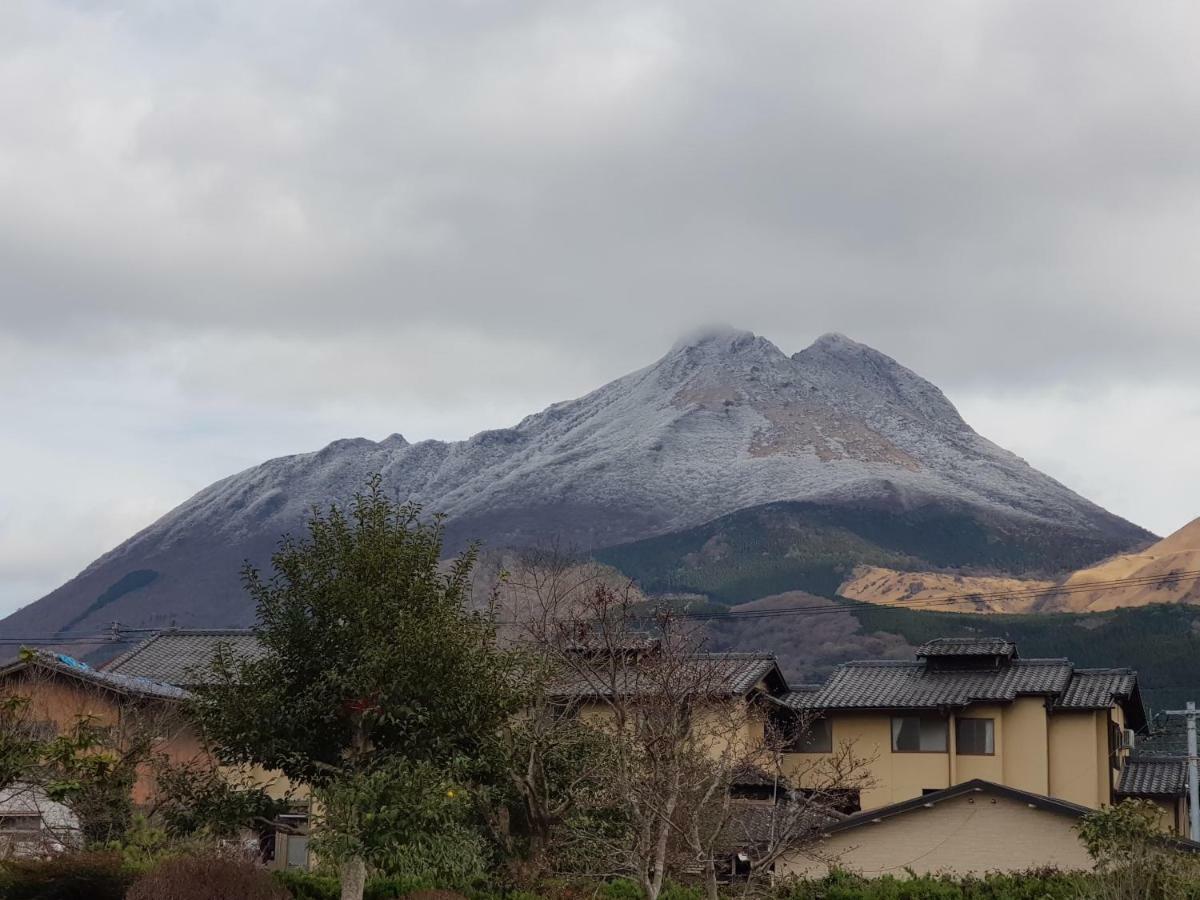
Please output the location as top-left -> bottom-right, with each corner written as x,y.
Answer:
810,331 -> 862,350
670,324 -> 759,352
8,325 -> 1152,638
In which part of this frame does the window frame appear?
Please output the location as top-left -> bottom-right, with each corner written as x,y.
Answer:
890,714 -> 949,753
954,716 -> 995,756
0,814 -> 43,835
790,716 -> 833,753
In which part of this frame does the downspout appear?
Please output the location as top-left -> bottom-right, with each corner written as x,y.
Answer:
948,711 -> 957,786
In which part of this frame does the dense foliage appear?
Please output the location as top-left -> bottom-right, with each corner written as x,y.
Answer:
596,500 -> 1132,603
190,476 -> 522,899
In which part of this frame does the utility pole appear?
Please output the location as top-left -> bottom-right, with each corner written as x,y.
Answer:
1165,701 -> 1200,841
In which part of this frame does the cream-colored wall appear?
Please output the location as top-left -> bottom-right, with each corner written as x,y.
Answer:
788,699 -> 1122,813
1001,697 -> 1049,794
1048,711 -> 1106,809
783,713 -> 950,811
780,791 -> 1095,878
954,704 -> 1003,786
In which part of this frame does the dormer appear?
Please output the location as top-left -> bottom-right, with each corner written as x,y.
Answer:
916,638 -> 1018,672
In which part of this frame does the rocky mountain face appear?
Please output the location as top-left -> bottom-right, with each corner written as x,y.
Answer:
840,516 -> 1200,615
4,328 -> 1152,636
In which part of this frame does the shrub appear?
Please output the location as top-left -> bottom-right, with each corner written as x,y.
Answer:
0,851 -> 130,900
599,878 -> 644,900
274,868 -> 340,900
399,892 -> 469,900
364,876 -> 438,899
127,854 -> 290,900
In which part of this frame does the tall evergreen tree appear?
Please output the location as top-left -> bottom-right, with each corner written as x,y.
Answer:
193,476 -> 519,900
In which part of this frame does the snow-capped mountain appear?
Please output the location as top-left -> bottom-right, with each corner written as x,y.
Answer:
4,328 -> 1152,635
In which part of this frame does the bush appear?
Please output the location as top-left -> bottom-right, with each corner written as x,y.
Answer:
127,854 -> 290,900
272,868 -> 476,900
273,868 -> 340,900
771,869 -> 1097,899
599,879 -> 644,900
0,851 -> 130,900
365,876 -> 438,899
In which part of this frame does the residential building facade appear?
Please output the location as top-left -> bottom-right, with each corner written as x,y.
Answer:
772,639 -> 1155,816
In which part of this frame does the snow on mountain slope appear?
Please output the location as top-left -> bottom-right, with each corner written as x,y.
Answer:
4,328 -> 1152,635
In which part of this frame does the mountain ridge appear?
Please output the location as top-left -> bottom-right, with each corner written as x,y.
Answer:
4,328 -> 1152,636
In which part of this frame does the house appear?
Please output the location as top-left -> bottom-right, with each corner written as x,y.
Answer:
102,629 -> 1192,875
779,780 -> 1127,877
0,650 -> 201,852
102,629 -> 306,868
770,638 -> 1170,823
1117,754 -> 1190,834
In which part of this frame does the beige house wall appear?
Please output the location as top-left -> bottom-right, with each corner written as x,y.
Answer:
779,791 -> 1095,878
1048,711 -> 1111,809
788,699 -> 1128,814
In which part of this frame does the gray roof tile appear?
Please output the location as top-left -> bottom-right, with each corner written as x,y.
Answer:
917,638 -> 1017,658
0,652 -> 189,701
1056,668 -> 1137,709
554,652 -> 781,699
1118,757 -> 1187,797
778,658 -> 1074,710
103,630 -> 263,686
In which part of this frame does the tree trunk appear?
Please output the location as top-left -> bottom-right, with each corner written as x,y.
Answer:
704,853 -> 719,900
340,855 -> 367,900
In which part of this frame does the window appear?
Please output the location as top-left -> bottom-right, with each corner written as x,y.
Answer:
791,717 -> 832,753
955,718 -> 995,755
0,815 -> 42,835
891,715 -> 948,752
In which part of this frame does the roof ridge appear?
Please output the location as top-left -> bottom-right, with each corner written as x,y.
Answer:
1013,658 -> 1071,666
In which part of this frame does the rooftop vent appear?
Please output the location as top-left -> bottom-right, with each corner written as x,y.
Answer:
916,638 -> 1017,671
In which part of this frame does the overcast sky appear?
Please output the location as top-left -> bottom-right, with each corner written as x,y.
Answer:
3,1 -> 1200,616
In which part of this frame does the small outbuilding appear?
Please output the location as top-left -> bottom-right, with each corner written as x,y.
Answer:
779,779 -> 1104,877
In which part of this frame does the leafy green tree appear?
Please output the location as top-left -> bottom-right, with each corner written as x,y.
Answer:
151,761 -> 290,841
192,476 -> 521,900
42,714 -> 144,845
0,693 -> 44,791
1077,798 -> 1200,900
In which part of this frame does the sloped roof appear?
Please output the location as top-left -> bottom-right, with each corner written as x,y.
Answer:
103,630 -> 263,686
821,780 -> 1097,836
553,652 -> 783,700
1057,669 -> 1137,709
917,638 -> 1017,659
0,652 -> 188,701
1118,757 -> 1188,798
776,658 -> 1073,710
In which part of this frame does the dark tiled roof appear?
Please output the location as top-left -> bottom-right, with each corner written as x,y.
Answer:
1056,669 -> 1137,709
917,638 -> 1017,659
822,780 -> 1097,835
1118,757 -> 1188,797
777,658 -> 1074,710
554,652 -> 781,700
103,630 -> 263,687
716,801 -> 840,853
0,652 -> 188,701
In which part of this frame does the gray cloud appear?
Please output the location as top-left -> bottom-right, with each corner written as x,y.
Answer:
3,0 -> 1200,613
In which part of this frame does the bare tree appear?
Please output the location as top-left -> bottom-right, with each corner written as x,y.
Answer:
498,548 -> 872,898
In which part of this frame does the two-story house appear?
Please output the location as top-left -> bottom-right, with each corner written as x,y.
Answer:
772,638 -> 1159,816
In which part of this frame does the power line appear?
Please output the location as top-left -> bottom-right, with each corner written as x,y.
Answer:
5,566 -> 1200,640
683,569 -> 1200,621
